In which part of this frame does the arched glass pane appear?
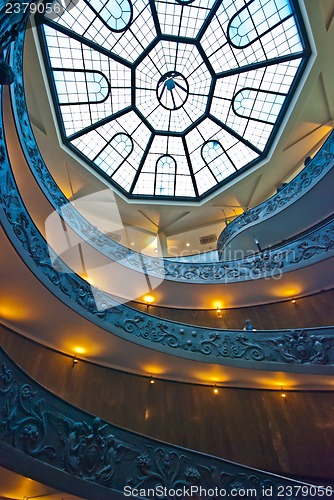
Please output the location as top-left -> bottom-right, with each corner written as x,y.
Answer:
202,140 -> 223,163
94,133 -> 133,176
155,155 -> 176,196
201,141 -> 236,181
88,0 -> 132,32
54,70 -> 110,105
228,0 -> 292,48
156,155 -> 176,174
233,89 -> 286,124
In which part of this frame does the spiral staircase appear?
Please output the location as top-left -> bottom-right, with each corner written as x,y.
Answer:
0,0 -> 334,498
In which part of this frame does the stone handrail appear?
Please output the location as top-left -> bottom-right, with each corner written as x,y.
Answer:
0,347 -> 329,499
9,31 -> 334,284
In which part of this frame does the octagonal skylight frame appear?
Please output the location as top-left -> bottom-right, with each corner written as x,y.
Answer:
37,0 -> 311,201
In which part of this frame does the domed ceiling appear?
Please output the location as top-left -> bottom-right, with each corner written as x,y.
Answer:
38,0 -> 310,201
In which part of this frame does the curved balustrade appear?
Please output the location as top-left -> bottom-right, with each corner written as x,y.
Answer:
0,347 -> 327,500
217,131 -> 334,258
2,24 -> 334,369
2,85 -> 334,369
9,31 -> 334,284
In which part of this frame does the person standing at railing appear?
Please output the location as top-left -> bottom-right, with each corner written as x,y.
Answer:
243,319 -> 256,331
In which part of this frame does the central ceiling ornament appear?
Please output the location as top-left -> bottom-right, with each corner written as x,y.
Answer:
156,72 -> 189,110
135,40 -> 211,134
40,0 -> 310,200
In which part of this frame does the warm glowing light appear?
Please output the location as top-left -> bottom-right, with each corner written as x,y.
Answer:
291,299 -> 296,304
74,346 -> 86,354
79,272 -> 94,285
281,387 -> 287,401
64,337 -> 103,356
141,364 -> 165,376
144,409 -> 150,420
0,301 -> 30,320
280,386 -> 287,400
213,385 -> 219,394
143,295 -> 155,304
213,301 -> 223,310
186,242 -> 190,247
216,307 -> 222,318
276,285 -> 301,298
150,376 -> 155,384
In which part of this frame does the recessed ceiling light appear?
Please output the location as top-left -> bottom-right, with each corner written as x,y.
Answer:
143,295 -> 155,304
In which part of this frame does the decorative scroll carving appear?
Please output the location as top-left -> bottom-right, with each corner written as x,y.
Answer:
0,349 -> 324,498
0,365 -> 56,459
115,315 -> 180,349
196,464 -> 276,498
130,447 -> 190,491
198,333 -> 265,360
290,223 -> 334,264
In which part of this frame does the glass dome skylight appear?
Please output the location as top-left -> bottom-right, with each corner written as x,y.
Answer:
38,0 -> 310,201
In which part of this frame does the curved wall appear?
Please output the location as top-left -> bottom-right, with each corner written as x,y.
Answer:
1,324 -> 333,483
130,288 -> 334,329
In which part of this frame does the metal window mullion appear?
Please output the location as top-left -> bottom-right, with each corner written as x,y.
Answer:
216,51 -> 304,79
148,0 -> 162,37
208,113 -> 262,156
182,136 -> 199,198
196,0 -> 223,43
42,18 -> 133,68
67,106 -> 132,141
81,44 -> 93,126
128,133 -> 155,194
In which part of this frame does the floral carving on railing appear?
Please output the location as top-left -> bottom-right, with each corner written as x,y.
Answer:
291,224 -> 334,263
115,316 -> 266,359
0,350 -> 325,498
198,332 -> 265,360
9,32 -> 334,284
0,363 -> 56,459
130,447 -> 190,492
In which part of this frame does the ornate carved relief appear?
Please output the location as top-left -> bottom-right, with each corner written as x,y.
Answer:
0,351 -> 322,498
258,330 -> 334,364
